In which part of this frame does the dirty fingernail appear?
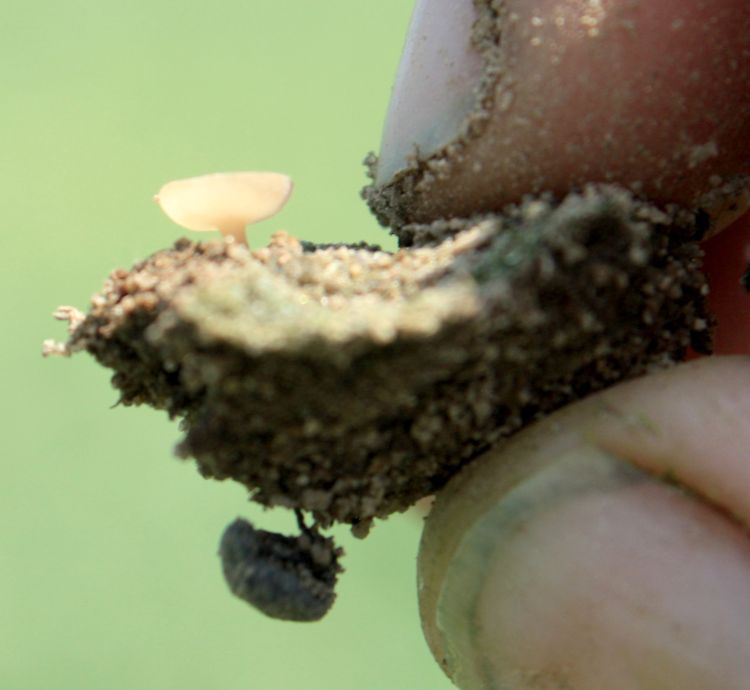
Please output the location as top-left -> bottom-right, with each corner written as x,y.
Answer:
375,0 -> 482,186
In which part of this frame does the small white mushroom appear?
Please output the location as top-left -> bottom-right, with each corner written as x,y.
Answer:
154,171 -> 293,245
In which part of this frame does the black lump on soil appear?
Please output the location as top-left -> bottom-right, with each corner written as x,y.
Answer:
219,515 -> 342,622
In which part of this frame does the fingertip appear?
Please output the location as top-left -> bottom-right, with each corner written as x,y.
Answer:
420,357 -> 750,689
371,0 -> 750,231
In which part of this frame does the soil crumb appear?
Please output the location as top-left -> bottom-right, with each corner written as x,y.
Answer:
47,185 -> 712,533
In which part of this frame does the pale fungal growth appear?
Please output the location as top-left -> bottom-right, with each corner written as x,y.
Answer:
154,171 -> 293,245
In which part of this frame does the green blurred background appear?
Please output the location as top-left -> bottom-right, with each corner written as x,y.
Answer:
1,1 -> 453,688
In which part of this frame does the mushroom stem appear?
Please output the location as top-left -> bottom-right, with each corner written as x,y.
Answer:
221,222 -> 249,246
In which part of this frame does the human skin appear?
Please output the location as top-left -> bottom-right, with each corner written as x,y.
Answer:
376,0 -> 750,231
379,1 -> 750,687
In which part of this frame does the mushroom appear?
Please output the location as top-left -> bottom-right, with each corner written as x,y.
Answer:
154,171 -> 293,245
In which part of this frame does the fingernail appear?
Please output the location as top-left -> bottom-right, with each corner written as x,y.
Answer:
420,444 -> 645,688
374,0 -> 482,186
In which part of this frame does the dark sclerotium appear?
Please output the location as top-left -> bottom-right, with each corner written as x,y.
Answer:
742,264 -> 750,292
219,518 -> 342,622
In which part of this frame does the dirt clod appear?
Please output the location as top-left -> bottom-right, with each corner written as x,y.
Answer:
49,186 -> 712,532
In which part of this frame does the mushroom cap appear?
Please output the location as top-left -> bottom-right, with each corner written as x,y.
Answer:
154,171 -> 293,233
